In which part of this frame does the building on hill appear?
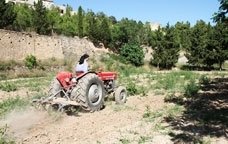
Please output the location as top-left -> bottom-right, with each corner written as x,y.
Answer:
5,0 -> 68,14
150,22 -> 161,31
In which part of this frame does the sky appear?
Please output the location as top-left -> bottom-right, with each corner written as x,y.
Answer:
54,0 -> 220,26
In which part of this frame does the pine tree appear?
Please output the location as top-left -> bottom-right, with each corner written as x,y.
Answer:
213,0 -> 228,23
13,4 -> 33,31
186,20 -> 208,67
151,24 -> 179,69
0,1 -> 16,29
77,6 -> 84,38
33,0 -> 50,35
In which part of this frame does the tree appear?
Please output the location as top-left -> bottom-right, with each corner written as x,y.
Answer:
97,17 -> 111,47
0,1 -> 16,29
33,0 -> 50,35
120,43 -> 144,66
13,4 -> 33,31
185,20 -> 209,67
213,0 -> 228,23
151,24 -> 179,69
47,6 -> 61,35
77,6 -> 84,38
174,21 -> 191,50
57,5 -> 77,36
211,22 -> 228,69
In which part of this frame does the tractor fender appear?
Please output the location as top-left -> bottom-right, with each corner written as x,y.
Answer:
76,71 -> 97,81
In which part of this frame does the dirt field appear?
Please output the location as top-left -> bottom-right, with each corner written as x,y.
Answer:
1,91 -> 172,144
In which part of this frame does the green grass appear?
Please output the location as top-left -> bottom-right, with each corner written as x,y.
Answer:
0,125 -> 15,144
0,82 -> 17,92
0,97 -> 28,117
143,105 -> 184,123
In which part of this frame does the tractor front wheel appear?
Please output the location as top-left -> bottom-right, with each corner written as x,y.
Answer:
114,86 -> 127,104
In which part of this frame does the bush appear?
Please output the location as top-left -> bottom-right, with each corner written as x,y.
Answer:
184,80 -> 199,97
126,82 -> 138,96
199,75 -> 210,85
24,55 -> 37,70
120,43 -> 144,66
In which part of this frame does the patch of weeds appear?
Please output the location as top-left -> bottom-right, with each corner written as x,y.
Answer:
0,82 -> 17,92
0,97 -> 28,117
32,92 -> 47,100
164,92 -> 184,104
184,80 -> 199,98
138,136 -> 152,144
137,86 -> 148,97
0,73 -> 7,80
119,138 -> 130,144
0,125 -> 15,144
199,75 -> 211,85
112,105 -> 136,112
153,90 -> 165,96
166,105 -> 184,118
143,106 -> 163,122
126,82 -> 138,96
16,69 -> 47,78
143,105 -> 184,123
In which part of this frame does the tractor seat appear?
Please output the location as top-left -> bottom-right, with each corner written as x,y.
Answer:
75,71 -> 85,77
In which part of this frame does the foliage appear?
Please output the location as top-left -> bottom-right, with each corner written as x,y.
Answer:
33,0 -> 50,35
47,6 -> 61,34
199,75 -> 211,85
151,24 -> 179,69
213,0 -> 228,23
0,0 -> 16,29
210,22 -> 228,70
184,80 -> 199,97
120,43 -> 144,66
77,6 -> 84,38
126,82 -> 138,96
24,55 -> 38,69
13,4 -> 33,31
174,21 -> 191,50
0,82 -> 17,92
185,20 -> 209,67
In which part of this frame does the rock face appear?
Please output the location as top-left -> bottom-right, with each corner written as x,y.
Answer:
0,30 -> 100,61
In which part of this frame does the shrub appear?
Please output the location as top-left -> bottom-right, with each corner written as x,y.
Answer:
184,80 -> 199,97
120,43 -> 144,66
24,55 -> 38,70
199,75 -> 210,85
126,82 -> 138,96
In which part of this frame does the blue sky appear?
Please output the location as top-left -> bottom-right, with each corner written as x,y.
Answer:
54,0 -> 220,26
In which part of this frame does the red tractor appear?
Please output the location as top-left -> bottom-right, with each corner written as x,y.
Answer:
33,71 -> 127,112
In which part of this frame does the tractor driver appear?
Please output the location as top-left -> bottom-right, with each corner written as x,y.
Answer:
75,53 -> 90,74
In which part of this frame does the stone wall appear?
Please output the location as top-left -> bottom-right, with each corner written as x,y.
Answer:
0,29 -> 99,61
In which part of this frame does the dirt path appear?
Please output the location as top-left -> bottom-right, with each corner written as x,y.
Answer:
1,93 -> 172,144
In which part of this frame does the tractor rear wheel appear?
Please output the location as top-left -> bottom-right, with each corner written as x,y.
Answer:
48,78 -> 62,97
114,86 -> 127,104
71,73 -> 105,112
